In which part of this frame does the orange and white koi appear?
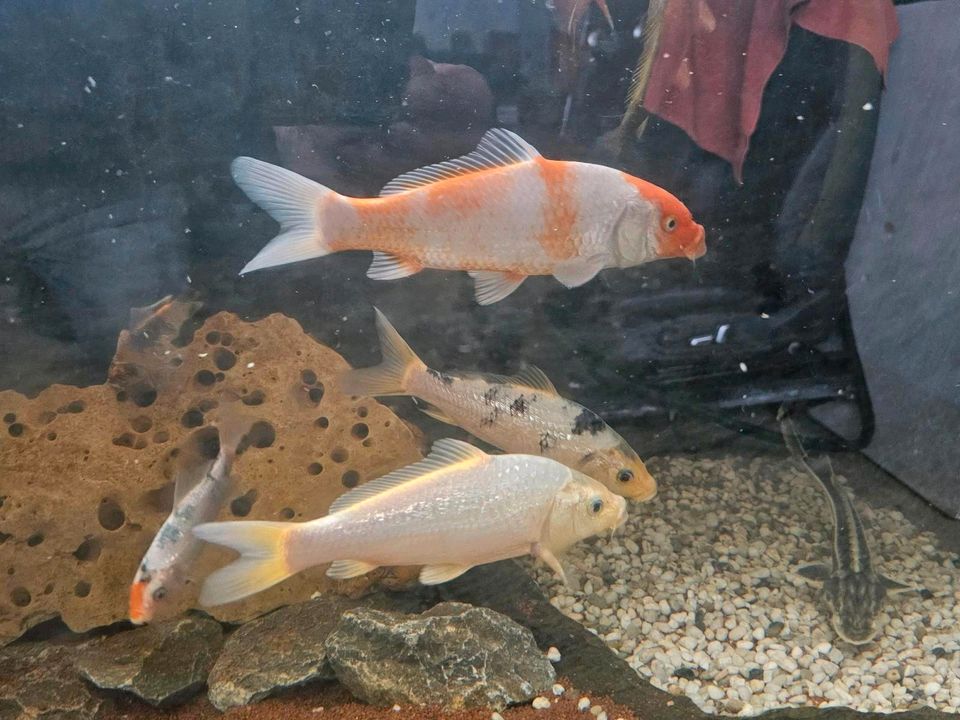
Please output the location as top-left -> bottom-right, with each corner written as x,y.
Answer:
193,439 -> 627,606
129,418 -> 249,624
340,309 -> 656,501
231,128 -> 705,304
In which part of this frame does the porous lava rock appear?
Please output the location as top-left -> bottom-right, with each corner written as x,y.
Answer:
76,615 -> 222,707
324,602 -> 556,710
207,595 -> 358,711
0,303 -> 423,644
0,641 -> 109,720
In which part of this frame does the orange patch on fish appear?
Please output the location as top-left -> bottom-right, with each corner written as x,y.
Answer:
347,197 -> 418,254
535,158 -> 579,261
129,580 -> 147,624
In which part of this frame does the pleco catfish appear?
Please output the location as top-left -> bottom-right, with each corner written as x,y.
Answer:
129,417 -> 250,624
193,438 -> 627,606
231,128 -> 705,304
340,308 -> 657,501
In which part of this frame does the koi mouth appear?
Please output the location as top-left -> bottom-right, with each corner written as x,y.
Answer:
684,225 -> 707,260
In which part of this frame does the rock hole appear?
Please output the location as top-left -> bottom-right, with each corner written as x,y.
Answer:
10,587 -> 31,607
26,532 -> 44,547
115,391 -> 128,402
230,489 -> 258,517
65,400 -> 85,413
220,332 -> 234,346
181,409 -> 204,428
315,416 -> 329,429
308,385 -> 325,404
247,421 -> 276,449
43,583 -> 54,595
330,447 -> 348,463
195,370 -> 216,386
130,416 -> 152,433
112,433 -> 136,448
134,437 -> 148,450
351,423 -> 369,440
341,470 -> 360,488
242,390 -> 265,406
280,507 -> 295,519
307,462 -> 323,476
131,382 -> 158,408
38,411 -> 57,424
193,426 -> 221,460
215,372 -> 225,382
74,581 -> 91,598
170,357 -> 183,367
362,439 -> 373,448
46,431 -> 57,441
142,484 -> 175,513
153,430 -> 170,444
214,348 -> 236,371
2,413 -> 15,424
357,406 -> 369,418
301,369 -> 317,385
198,398 -> 218,413
205,331 -> 221,344
384,420 -> 391,427
74,537 -> 102,562
8,423 -> 24,437
0,532 -> 11,544
98,499 -> 125,531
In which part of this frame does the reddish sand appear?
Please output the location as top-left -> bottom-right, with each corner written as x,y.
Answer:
105,679 -> 640,720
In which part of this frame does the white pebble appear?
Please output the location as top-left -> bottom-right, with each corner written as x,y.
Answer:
532,697 -> 551,710
577,697 -> 591,711
552,683 -> 565,696
491,713 -> 504,720
925,682 -> 942,696
546,646 -> 562,662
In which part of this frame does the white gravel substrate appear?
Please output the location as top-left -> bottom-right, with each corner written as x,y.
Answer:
531,455 -> 960,716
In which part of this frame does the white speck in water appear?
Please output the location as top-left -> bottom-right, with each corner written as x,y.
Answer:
294,15 -> 300,24
739,362 -> 748,373
87,76 -> 97,88
186,275 -> 192,284
324,29 -> 332,36
16,123 -> 23,128
184,227 -> 191,234
862,102 -> 874,111
760,312 -> 770,318
164,350 -> 171,356
796,115 -> 805,121
164,76 -> 174,82
246,362 -> 255,369
198,353 -> 208,358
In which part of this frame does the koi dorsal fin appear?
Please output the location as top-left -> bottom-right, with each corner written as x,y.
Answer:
511,365 -> 558,394
379,128 -> 541,196
327,438 -> 487,513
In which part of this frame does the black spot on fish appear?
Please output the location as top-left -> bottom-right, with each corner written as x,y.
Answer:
571,408 -> 604,436
427,368 -> 454,385
539,432 -> 554,453
482,387 -> 500,405
510,395 -> 528,416
481,407 -> 501,427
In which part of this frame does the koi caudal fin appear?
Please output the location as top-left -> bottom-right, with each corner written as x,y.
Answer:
231,157 -> 334,275
339,308 -> 426,397
193,521 -> 297,606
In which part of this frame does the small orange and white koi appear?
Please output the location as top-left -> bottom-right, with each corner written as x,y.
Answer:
129,418 -> 249,624
232,128 -> 705,304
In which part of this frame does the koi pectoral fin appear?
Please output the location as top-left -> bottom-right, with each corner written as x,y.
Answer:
367,253 -> 423,280
326,560 -> 380,580
532,543 -> 569,586
795,563 -> 831,582
552,257 -> 604,288
468,271 -> 526,305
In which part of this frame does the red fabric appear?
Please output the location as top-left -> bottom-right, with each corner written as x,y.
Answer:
643,0 -> 899,182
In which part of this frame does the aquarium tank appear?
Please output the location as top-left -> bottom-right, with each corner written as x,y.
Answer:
1,1 -> 958,718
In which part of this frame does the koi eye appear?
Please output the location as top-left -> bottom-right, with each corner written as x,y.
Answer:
152,587 -> 167,602
617,469 -> 634,484
591,498 -> 604,514
663,215 -> 678,232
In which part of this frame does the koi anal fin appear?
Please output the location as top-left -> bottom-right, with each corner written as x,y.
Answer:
881,575 -> 918,596
468,270 -> 526,305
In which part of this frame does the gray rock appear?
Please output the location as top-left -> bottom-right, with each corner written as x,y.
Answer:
324,601 -> 555,710
207,595 -> 360,711
76,615 -> 222,707
0,642 -> 108,720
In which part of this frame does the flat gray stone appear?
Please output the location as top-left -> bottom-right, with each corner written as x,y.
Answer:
0,642 -> 107,720
76,615 -> 222,707
207,595 -> 360,711
324,601 -> 555,710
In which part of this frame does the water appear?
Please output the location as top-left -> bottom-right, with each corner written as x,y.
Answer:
1,1 -> 958,718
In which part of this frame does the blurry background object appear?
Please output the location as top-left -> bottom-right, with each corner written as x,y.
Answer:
811,0 -> 960,517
